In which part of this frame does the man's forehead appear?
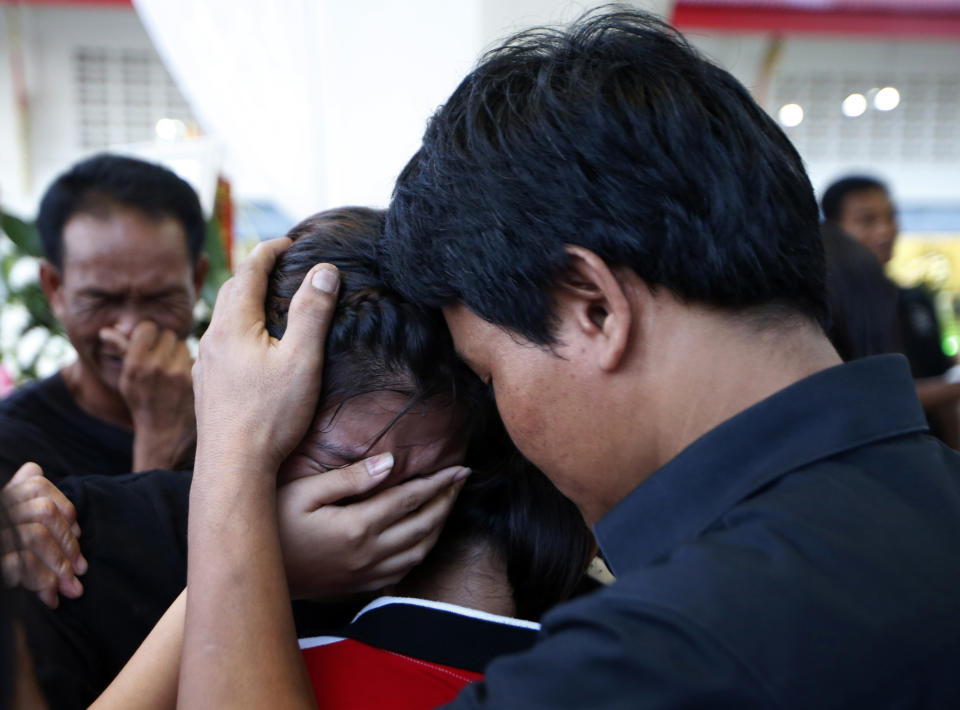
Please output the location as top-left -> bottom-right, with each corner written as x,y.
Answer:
60,211 -> 193,282
61,209 -> 189,262
843,189 -> 893,213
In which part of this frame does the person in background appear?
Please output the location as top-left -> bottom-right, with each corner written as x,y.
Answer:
820,221 -> 899,361
0,154 -> 208,484
822,175 -> 960,444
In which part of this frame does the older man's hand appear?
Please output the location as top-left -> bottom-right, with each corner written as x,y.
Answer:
102,322 -> 197,471
1,462 -> 87,608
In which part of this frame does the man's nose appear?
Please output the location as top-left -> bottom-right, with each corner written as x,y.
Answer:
113,309 -> 141,338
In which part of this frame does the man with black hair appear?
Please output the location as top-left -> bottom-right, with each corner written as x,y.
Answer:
143,9 -> 960,708
373,8 -> 960,708
0,154 -> 208,484
822,174 -> 960,444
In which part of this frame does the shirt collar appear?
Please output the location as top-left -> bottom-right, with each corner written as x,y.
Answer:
594,355 -> 928,576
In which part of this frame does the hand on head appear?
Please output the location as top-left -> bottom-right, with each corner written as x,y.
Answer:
193,237 -> 343,476
192,217 -> 481,600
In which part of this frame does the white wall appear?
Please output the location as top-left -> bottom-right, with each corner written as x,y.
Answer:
1,6 -> 162,218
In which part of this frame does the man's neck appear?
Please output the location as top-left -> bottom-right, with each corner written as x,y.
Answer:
61,361 -> 132,430
585,306 -> 843,524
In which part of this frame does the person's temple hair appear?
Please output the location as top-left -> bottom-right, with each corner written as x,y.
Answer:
36,154 -> 205,269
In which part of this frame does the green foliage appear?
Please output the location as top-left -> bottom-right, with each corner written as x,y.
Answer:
194,217 -> 232,338
0,212 -> 42,256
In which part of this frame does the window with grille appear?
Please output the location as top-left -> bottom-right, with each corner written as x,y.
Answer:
73,47 -> 196,150
771,72 -> 960,164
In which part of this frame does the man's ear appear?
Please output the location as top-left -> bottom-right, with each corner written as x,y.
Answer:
39,260 -> 66,320
192,254 -> 210,301
557,244 -> 631,372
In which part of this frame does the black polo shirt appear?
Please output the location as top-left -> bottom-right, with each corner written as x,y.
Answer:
448,355 -> 960,708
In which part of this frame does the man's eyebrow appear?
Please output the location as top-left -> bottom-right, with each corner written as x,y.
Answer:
77,288 -> 118,299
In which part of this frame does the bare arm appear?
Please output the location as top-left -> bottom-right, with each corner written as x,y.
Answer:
179,239 -> 322,710
89,591 -> 185,710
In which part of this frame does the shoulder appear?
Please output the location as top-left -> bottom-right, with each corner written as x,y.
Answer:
0,374 -> 69,418
448,441 -> 960,709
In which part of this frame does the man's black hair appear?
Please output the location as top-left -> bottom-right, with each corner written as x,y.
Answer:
382,5 -> 827,343
36,154 -> 205,269
821,175 -> 889,223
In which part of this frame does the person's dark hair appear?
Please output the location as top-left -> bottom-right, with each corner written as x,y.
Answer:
382,5 -> 827,344
36,154 -> 205,269
821,221 -> 899,361
265,206 -> 486,426
821,176 -> 889,223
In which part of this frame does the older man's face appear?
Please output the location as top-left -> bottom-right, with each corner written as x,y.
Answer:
48,206 -> 201,391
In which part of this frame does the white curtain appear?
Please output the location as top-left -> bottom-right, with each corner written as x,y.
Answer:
132,0 -> 326,222
132,0 -> 676,221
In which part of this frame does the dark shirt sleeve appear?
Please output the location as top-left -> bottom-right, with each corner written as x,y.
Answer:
444,596 -> 775,710
0,415 -> 72,484
21,469 -> 190,710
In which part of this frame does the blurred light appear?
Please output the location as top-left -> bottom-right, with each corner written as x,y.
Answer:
7,256 -> 38,291
155,118 -> 187,141
874,87 -> 900,111
841,93 -> 867,118
945,335 -> 959,357
778,103 -> 804,127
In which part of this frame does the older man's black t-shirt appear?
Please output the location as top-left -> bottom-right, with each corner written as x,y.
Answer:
0,373 -> 133,484
19,469 -> 190,710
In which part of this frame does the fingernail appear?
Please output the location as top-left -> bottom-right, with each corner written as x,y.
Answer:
71,523 -> 81,538
365,452 -> 394,478
75,555 -> 88,575
312,266 -> 339,294
453,466 -> 471,482
66,576 -> 83,598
